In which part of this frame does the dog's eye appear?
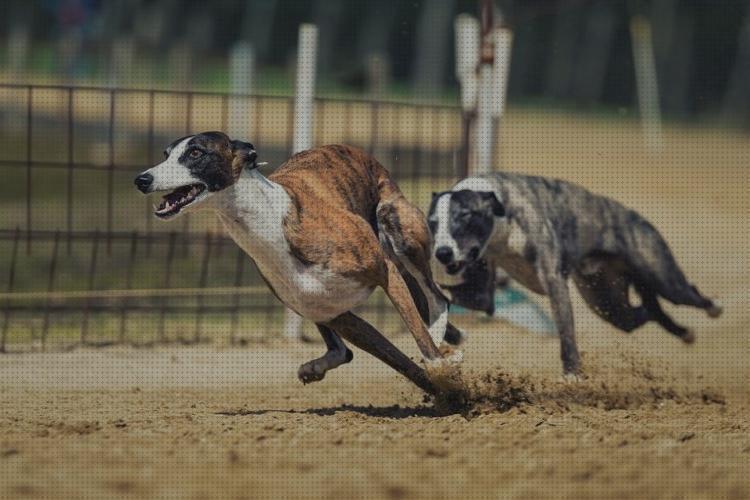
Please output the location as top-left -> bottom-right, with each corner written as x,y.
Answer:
190,149 -> 203,159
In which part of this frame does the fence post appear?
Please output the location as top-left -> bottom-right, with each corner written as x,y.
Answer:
292,24 -> 318,154
80,230 -> 100,345
490,22 -> 513,165
118,231 -> 138,344
41,231 -> 61,350
230,245 -> 245,345
455,14 -> 479,177
194,231 -> 213,343
106,90 -> 115,255
284,24 -> 319,341
472,0 -> 497,174
25,86 -> 32,254
158,232 -> 177,343
228,41 -> 255,140
1,228 -> 21,353
66,88 -> 75,254
630,16 -> 664,152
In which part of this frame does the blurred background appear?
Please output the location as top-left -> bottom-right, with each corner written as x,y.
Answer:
0,0 -> 747,351
1,0 -> 748,123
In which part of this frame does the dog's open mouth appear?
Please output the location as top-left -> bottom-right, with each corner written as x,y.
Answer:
154,183 -> 206,218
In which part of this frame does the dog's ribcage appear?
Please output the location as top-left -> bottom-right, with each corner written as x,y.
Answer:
215,176 -> 374,322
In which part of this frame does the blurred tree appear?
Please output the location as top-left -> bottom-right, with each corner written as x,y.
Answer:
573,1 -> 616,105
240,0 -> 278,59
722,5 -> 750,127
413,0 -> 457,95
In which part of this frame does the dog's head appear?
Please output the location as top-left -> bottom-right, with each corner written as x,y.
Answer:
427,189 -> 505,276
133,131 -> 257,219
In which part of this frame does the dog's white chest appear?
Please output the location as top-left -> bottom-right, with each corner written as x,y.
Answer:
214,179 -> 373,322
262,257 -> 374,322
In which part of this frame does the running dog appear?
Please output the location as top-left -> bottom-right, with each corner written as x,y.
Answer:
428,173 -> 723,376
134,132 -> 461,395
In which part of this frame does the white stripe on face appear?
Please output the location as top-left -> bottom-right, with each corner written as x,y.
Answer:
432,193 -> 459,255
142,136 -> 197,191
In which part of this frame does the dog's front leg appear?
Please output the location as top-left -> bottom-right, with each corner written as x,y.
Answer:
324,312 -> 438,395
538,258 -> 581,377
297,325 -> 354,384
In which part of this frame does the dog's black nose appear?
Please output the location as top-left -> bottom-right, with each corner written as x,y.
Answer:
435,246 -> 454,264
134,173 -> 153,193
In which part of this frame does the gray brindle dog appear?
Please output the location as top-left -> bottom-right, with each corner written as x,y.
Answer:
428,174 -> 723,376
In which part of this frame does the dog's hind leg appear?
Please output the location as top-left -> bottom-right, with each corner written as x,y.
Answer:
376,197 -> 463,347
633,231 -> 722,318
636,285 -> 695,343
297,325 -> 354,384
324,312 -> 437,395
573,260 -> 650,333
659,282 -> 723,319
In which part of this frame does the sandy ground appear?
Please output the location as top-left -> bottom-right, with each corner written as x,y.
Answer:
0,296 -> 748,500
0,113 -> 748,498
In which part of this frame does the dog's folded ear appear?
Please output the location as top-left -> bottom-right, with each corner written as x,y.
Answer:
480,191 -> 505,217
230,140 -> 258,177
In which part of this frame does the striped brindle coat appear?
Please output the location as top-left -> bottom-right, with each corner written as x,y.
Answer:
134,133 -> 461,395
428,173 -> 722,377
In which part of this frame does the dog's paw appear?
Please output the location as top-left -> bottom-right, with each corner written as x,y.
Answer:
560,372 -> 586,384
438,343 -> 464,363
706,305 -> 723,318
297,360 -> 327,384
682,329 -> 696,344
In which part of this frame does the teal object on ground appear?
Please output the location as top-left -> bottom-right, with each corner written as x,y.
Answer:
451,286 -> 557,336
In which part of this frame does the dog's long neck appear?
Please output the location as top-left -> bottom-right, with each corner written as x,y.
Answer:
208,169 -> 292,258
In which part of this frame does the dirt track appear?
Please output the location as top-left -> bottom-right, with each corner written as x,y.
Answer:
0,300 -> 748,500
0,118 -> 748,498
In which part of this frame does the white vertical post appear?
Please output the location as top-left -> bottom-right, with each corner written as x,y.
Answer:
455,14 -> 479,175
473,63 -> 494,173
630,16 -> 664,152
455,14 -> 479,113
293,24 -> 318,154
491,26 -> 513,119
228,41 -> 255,140
285,23 -> 318,340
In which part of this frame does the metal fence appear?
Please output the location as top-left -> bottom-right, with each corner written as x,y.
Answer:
0,83 -> 463,352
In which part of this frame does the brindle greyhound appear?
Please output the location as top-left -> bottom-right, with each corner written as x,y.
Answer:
428,173 -> 722,377
134,132 -> 461,395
